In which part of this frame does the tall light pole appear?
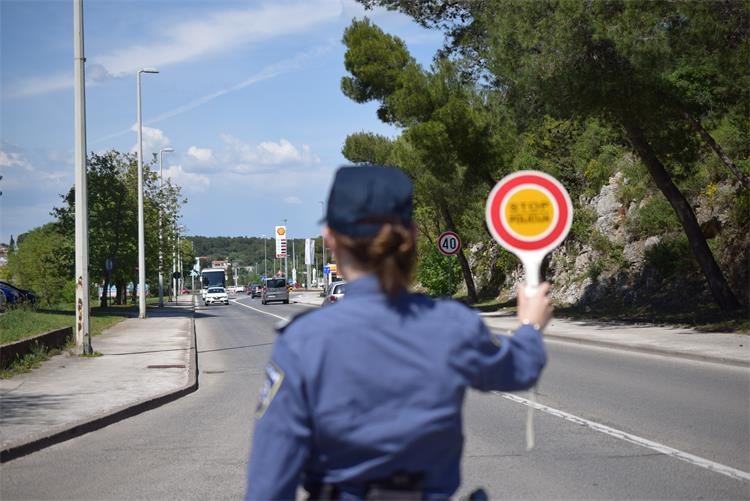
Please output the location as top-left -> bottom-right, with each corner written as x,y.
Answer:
262,234 -> 267,277
319,201 -> 326,290
136,67 -> 159,318
73,0 -> 92,354
157,147 -> 173,307
283,218 -> 288,280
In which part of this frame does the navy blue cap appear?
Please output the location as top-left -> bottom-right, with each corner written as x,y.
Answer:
322,165 -> 413,237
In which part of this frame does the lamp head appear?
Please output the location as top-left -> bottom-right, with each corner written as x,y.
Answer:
140,67 -> 159,74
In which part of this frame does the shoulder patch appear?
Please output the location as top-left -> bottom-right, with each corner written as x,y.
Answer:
255,362 -> 285,419
275,308 -> 316,334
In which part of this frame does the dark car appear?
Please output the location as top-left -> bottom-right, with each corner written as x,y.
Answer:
248,283 -> 261,298
261,278 -> 289,305
0,281 -> 37,307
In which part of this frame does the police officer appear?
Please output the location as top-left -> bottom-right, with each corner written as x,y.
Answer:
246,165 -> 550,500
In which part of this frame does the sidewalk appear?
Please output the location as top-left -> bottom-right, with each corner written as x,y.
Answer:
0,295 -> 197,462
293,291 -> 749,367
480,312 -> 749,367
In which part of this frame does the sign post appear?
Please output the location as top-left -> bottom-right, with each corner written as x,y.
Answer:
485,170 -> 573,450
437,231 -> 461,297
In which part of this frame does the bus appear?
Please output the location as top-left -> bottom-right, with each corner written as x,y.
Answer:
201,268 -> 226,300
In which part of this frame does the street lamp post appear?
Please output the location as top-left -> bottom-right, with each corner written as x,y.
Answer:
319,201 -> 326,290
262,235 -> 267,277
283,218 -> 288,280
136,67 -> 159,319
158,147 -> 173,308
73,0 -> 92,354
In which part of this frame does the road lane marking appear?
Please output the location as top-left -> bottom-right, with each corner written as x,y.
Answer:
498,392 -> 750,483
231,299 -> 288,321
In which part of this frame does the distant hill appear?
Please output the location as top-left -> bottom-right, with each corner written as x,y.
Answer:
187,235 -> 326,272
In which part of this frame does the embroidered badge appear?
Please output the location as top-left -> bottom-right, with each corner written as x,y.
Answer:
255,362 -> 285,419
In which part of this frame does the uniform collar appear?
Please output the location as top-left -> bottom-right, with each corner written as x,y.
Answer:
344,273 -> 383,297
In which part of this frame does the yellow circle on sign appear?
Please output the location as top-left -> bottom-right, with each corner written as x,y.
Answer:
504,188 -> 555,237
276,227 -> 286,235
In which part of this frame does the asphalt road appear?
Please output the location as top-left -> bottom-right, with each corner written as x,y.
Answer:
1,293 -> 748,500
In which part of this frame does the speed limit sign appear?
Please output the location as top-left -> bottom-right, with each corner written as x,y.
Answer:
437,231 -> 461,256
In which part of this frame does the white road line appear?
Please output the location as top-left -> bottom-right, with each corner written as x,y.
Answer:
231,299 -> 289,321
498,392 -> 750,483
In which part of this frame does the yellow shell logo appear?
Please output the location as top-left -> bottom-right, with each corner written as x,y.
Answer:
277,227 -> 286,236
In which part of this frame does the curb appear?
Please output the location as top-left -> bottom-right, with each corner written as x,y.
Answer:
540,332 -> 749,369
0,308 -> 199,463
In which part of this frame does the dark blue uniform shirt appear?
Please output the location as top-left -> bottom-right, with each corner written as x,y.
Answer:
246,274 -> 546,499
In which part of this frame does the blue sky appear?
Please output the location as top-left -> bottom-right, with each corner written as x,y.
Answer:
0,0 -> 443,244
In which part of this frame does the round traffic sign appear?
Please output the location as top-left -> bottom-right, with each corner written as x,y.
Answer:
485,171 -> 572,256
437,231 -> 461,256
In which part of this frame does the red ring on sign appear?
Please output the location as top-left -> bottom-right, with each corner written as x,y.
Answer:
488,175 -> 569,251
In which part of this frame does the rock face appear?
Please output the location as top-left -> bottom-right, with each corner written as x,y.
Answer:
467,173 -> 748,309
591,172 -> 627,246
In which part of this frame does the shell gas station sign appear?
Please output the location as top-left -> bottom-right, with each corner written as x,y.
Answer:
275,226 -> 287,258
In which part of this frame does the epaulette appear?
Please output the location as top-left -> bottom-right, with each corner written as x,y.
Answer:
275,308 -> 316,334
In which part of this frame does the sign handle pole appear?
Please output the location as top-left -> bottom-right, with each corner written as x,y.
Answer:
521,255 -> 542,451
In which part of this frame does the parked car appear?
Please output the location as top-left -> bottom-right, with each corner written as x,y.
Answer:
0,281 -> 37,306
248,283 -> 261,298
204,286 -> 229,306
261,278 -> 289,305
180,288 -> 191,294
322,280 -> 346,306
234,285 -> 245,294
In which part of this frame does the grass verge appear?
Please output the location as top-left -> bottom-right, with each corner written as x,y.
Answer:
0,303 -> 131,379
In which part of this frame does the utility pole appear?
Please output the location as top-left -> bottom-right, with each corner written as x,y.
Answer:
283,218 -> 288,280
73,0 -> 92,354
262,235 -> 267,277
157,147 -> 173,307
319,201 -> 326,291
136,66 -> 158,318
292,237 -> 296,285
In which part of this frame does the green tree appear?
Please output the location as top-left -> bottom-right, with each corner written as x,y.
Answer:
342,19 -> 522,302
357,0 -> 746,310
7,224 -> 74,306
53,150 -> 185,306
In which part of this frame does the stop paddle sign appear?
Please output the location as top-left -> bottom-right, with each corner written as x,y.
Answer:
485,170 -> 573,295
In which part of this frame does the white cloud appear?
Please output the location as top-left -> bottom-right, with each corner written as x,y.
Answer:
187,146 -> 214,164
284,196 -> 303,204
130,126 -> 171,161
162,164 -> 210,193
93,1 -> 342,76
220,135 -> 320,170
6,0 -> 342,98
0,149 -> 34,171
0,146 -> 70,191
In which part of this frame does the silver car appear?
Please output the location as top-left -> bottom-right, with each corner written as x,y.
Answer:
261,278 -> 289,305
322,280 -> 346,306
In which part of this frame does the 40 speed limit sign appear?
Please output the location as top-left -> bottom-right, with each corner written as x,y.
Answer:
437,231 -> 461,256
